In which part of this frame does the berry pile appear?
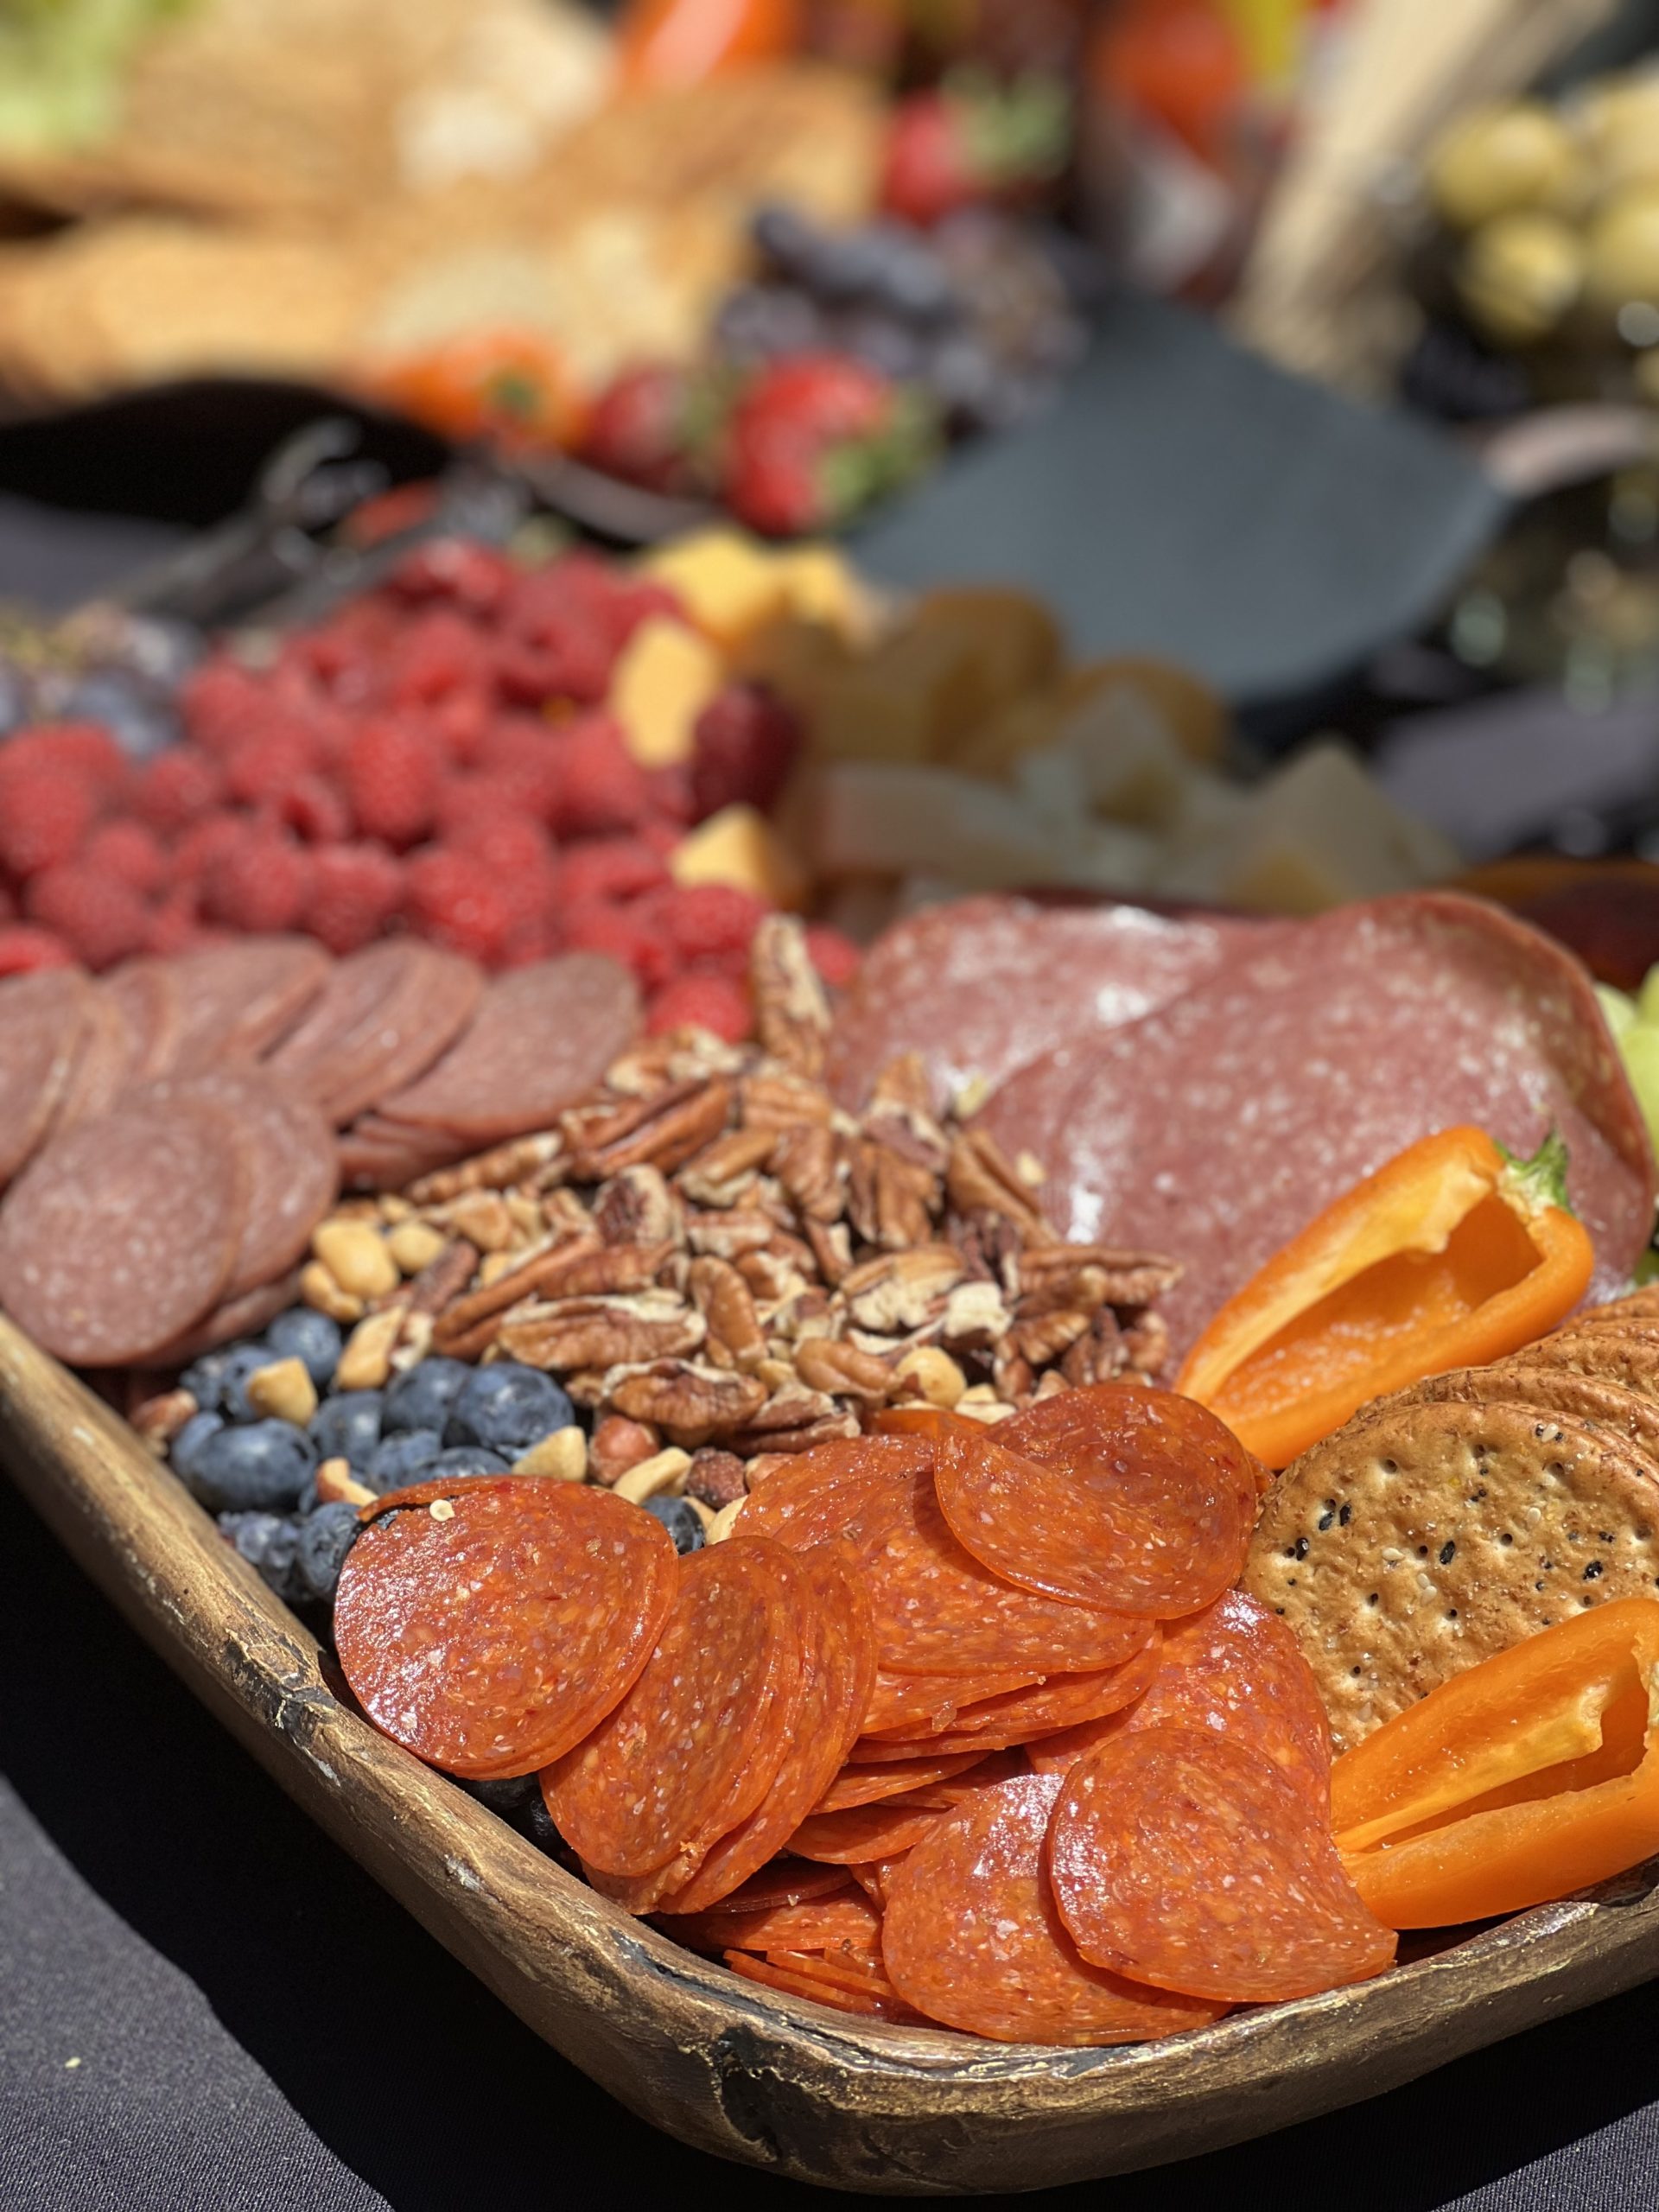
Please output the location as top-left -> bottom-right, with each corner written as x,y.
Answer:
0,540 -> 847,1038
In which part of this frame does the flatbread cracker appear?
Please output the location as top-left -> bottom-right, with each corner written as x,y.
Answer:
1553,1286 -> 1659,1332
1244,1398 -> 1659,1754
1387,1363 -> 1659,1468
1502,1324 -> 1659,1397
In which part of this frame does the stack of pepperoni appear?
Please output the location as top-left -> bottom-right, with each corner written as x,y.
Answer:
334,1382 -> 1395,2045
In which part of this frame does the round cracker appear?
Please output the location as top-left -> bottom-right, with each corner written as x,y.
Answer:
1244,1398 -> 1659,1755
1552,1285 -> 1659,1332
1504,1325 -> 1659,1397
1386,1363 -> 1659,1472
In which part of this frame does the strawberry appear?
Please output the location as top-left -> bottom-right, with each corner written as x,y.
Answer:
880,73 -> 1071,230
580,363 -> 722,495
690,683 -> 803,819
723,353 -> 936,537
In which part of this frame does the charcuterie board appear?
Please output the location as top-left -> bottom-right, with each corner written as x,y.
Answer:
7,1314 -> 1659,2195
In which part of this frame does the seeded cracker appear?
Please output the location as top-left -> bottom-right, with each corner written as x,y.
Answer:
1385,1363 -> 1659,1470
1244,1397 -> 1659,1754
1497,1323 -> 1659,1399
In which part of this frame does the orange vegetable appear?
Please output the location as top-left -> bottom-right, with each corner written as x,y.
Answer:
617,0 -> 802,90
1174,1127 -> 1594,1468
1332,1599 -> 1659,1928
367,330 -> 587,453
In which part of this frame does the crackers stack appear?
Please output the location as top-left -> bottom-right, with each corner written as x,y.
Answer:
1245,1285 -> 1659,1752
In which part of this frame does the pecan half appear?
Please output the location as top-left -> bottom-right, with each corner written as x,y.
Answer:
842,1246 -> 965,1334
688,1255 -> 766,1372
946,1129 -> 1050,1241
740,1071 -> 835,1132
408,1132 -> 564,1205
1015,1243 -> 1183,1313
592,1164 -> 681,1249
404,1236 -> 480,1319
605,1360 -> 768,1446
848,1140 -> 938,1251
751,913 -> 831,1077
772,1122 -> 845,1223
430,1231 -> 603,1354
499,1291 -> 704,1372
724,1381 -> 860,1455
676,1125 -> 779,1209
569,1077 -> 735,1180
1003,1306 -> 1093,1368
793,1338 -> 893,1404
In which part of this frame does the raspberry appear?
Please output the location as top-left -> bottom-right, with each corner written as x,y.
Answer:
690,684 -> 803,821
308,842 -> 404,954
132,747 -> 226,835
805,924 -> 861,989
343,716 -> 442,848
471,719 -> 569,818
404,848 -> 517,965
547,713 -> 652,840
0,881 -> 13,922
0,721 -> 125,795
429,687 -> 493,768
562,903 -> 677,992
387,537 -> 515,614
556,837 -> 669,909
270,772 -> 351,845
81,819 -> 168,898
181,658 -> 270,756
645,761 -> 695,827
646,971 -> 753,1043
25,863 -> 149,969
172,812 -> 247,889
655,882 -> 770,964
201,830 -> 314,934
493,620 -> 614,710
143,887 -> 207,957
223,724 -> 318,808
0,765 -> 100,878
0,925 -> 74,975
443,812 -> 558,930
388,608 -> 489,705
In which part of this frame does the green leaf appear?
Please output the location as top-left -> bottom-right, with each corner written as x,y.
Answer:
1497,1128 -> 1574,1218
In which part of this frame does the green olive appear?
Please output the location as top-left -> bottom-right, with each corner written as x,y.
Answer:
1457,212 -> 1584,346
1579,76 -> 1659,192
1427,102 -> 1588,231
1584,187 -> 1659,318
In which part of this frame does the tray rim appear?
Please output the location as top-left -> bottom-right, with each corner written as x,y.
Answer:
4,1312 -> 1659,2197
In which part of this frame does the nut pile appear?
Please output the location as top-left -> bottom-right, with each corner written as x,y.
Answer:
287,916 -> 1179,1510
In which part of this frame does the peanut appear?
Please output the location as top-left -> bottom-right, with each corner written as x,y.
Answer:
336,1307 -> 404,1391
386,1220 -> 448,1275
245,1357 -> 318,1427
893,1344 -> 967,1408
612,1447 -> 692,1504
300,1260 -> 365,1325
512,1427 -> 588,1482
313,1220 -> 400,1301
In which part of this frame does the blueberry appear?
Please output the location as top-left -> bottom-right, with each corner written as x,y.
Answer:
830,308 -> 927,381
516,1793 -> 580,1872
219,1511 -> 306,1604
382,1356 -> 470,1437
170,1408 -> 225,1489
295,1473 -> 320,1516
308,1389 -> 384,1468
751,200 -> 823,280
188,1420 -> 317,1513
858,223 -> 957,323
181,1343 -> 266,1418
424,1445 -> 511,1480
444,1363 -> 572,1456
264,1308 -> 343,1390
642,1496 -> 705,1555
714,284 -> 823,364
466,1773 -> 540,1817
297,1501 -> 361,1603
365,1427 -> 443,1492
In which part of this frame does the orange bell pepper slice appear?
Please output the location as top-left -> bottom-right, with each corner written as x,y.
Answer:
617,0 -> 802,90
1331,1598 -> 1659,1928
1174,1126 -> 1594,1468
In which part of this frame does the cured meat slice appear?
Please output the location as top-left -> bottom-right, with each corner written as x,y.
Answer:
660,1891 -> 883,1958
105,958 -> 184,1079
812,1751 -> 992,1814
139,1268 -> 305,1368
825,895 -> 1275,1113
378,953 -> 639,1144
746,1439 -> 1147,1676
650,1545 -> 876,1914
788,1750 -> 1026,1864
858,1667 -> 1048,1737
54,983 -> 138,1133
128,1068 -> 338,1295
685,1861 -> 855,1918
168,938 -> 330,1068
845,1856 -> 909,1908
1047,1726 -> 1395,2005
337,1115 -> 467,1194
545,1535 -> 803,1885
880,1770 -> 1223,2045
0,969 -> 91,1185
334,1481 -> 677,1777
753,1947 -> 912,2010
264,942 -> 484,1126
935,1385 -> 1261,1618
1029,1593 -> 1332,1812
980,893 -> 1656,1355
860,1630 -> 1166,1760
0,1099 -> 246,1364
722,1948 -> 922,2020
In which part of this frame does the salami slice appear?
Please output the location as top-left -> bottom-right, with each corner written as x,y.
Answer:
812,1751 -> 992,1814
722,1948 -> 922,2020
936,1386 -> 1260,1618
0,969 -> 91,1185
0,1099 -> 247,1364
545,1535 -> 803,1886
264,941 -> 484,1126
168,938 -> 331,1068
826,896 -> 1275,1114
1047,1727 -> 1395,2005
650,1544 -> 876,1914
54,983 -> 138,1133
334,1481 -> 677,1777
138,1267 -> 306,1368
377,953 -> 639,1144
105,957 -> 184,1079
1029,1593 -> 1332,1812
337,1115 -> 467,1193
660,1891 -> 883,1958
880,1770 -> 1224,2045
746,1439 -> 1147,1675
685,1860 -> 855,1918
128,1068 -> 338,1295
860,1631 -> 1166,1759
980,893 -> 1656,1355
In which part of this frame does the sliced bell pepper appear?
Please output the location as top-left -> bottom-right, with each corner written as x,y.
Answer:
617,0 -> 802,90
1174,1126 -> 1594,1468
1331,1598 -> 1659,1928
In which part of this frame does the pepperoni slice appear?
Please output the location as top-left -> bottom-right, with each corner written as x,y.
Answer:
788,1751 -> 1026,1864
881,1771 -> 1224,2046
845,1856 -> 910,1908
683,1860 -> 855,1918
1028,1592 -> 1332,1810
0,969 -> 90,1185
0,1099 -> 246,1363
334,1481 -> 676,1778
264,941 -> 483,1126
660,1891 -> 883,1958
935,1383 -> 1261,1618
722,1949 -> 921,2020
813,1751 -> 992,1815
859,1667 -> 1047,1736
747,1440 -> 1145,1675
859,1631 -> 1166,1760
760,1946 -> 909,2006
1047,1727 -> 1395,2005
646,1544 -> 876,1913
545,1535 -> 803,1885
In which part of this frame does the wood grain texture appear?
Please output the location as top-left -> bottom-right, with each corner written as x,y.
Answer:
3,1309 -> 1659,2195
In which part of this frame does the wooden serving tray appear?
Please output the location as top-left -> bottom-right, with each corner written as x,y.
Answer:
5,1309 -> 1659,2197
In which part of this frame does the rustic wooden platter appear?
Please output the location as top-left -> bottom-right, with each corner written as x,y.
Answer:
5,1312 -> 1659,2197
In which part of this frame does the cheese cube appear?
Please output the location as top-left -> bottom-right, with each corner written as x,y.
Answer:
639,528 -> 785,650
612,615 -> 722,768
805,763 -> 1069,888
1057,680 -> 1193,827
912,588 -> 1065,707
772,543 -> 880,642
671,804 -> 810,910
1063,657 -> 1229,763
1214,742 -> 1461,915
